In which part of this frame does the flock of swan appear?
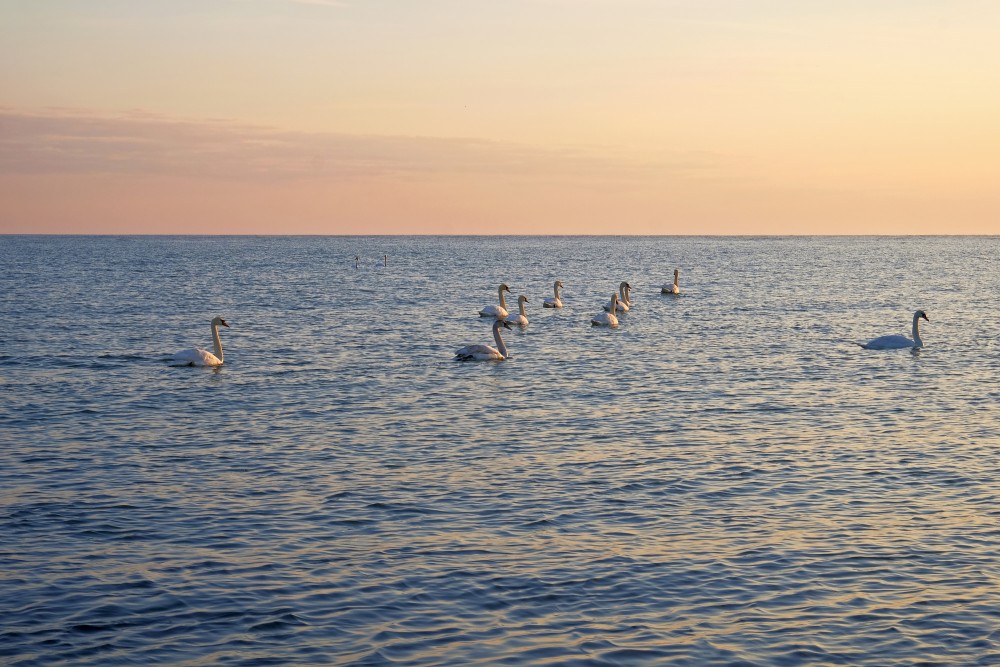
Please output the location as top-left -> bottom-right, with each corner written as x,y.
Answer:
457,276 -> 657,361
169,269 -> 929,367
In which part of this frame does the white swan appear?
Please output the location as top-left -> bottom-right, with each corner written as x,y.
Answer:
604,282 -> 630,312
860,310 -> 929,350
505,295 -> 530,326
478,283 -> 511,319
172,316 -> 229,366
592,294 -> 620,327
543,280 -> 564,308
661,269 -> 680,295
456,319 -> 512,360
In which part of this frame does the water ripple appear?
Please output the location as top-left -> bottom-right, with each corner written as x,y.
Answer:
1,235 -> 998,665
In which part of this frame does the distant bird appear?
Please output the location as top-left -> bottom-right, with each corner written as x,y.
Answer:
604,282 -> 630,313
543,280 -> 564,308
506,295 -> 530,326
479,283 -> 511,319
172,317 -> 230,366
592,294 -> 620,328
456,319 -> 512,361
662,269 -> 680,295
859,310 -> 929,349
355,255 -> 359,269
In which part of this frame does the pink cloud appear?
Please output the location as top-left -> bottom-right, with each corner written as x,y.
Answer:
0,108 -> 717,183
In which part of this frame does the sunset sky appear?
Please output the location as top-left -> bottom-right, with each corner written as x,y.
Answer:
2,0 -> 998,234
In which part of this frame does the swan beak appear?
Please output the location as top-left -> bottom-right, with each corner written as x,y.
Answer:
502,320 -> 512,329
221,320 -> 230,327
922,313 -> 930,322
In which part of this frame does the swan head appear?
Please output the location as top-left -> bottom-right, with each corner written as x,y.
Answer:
555,280 -> 563,288
916,310 -> 929,322
212,316 -> 230,328
518,295 -> 529,304
499,283 -> 511,292
493,319 -> 512,330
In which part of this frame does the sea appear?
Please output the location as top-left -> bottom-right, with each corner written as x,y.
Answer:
1,235 -> 998,666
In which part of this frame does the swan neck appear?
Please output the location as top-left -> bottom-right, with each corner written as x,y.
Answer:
498,287 -> 507,310
211,323 -> 224,362
912,313 -> 923,346
554,283 -> 561,299
519,299 -> 527,316
494,323 -> 508,358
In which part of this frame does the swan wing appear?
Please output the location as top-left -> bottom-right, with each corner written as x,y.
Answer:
172,347 -> 222,366
861,334 -> 914,350
542,298 -> 562,308
478,305 -> 509,319
591,312 -> 619,327
455,344 -> 503,360
505,314 -> 528,326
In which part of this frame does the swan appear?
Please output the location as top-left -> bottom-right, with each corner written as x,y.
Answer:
478,283 -> 511,319
505,295 -> 530,326
592,294 -> 620,327
543,280 -> 564,308
661,269 -> 680,295
172,316 -> 230,366
604,282 -> 630,313
859,310 -> 929,350
456,319 -> 512,361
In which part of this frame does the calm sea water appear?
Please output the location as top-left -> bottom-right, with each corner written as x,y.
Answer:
1,235 -> 999,666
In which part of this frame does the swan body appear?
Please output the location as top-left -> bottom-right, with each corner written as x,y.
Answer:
172,317 -> 230,366
479,283 -> 511,319
662,269 -> 680,295
860,310 -> 929,350
592,294 -> 620,327
505,295 -> 530,326
456,319 -> 511,360
543,280 -> 564,308
604,282 -> 630,312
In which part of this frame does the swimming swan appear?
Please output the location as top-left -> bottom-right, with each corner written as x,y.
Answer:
505,295 -> 530,326
592,294 -> 620,327
662,269 -> 680,295
604,282 -> 630,312
859,310 -> 929,350
456,319 -> 512,360
543,281 -> 564,308
172,316 -> 230,366
479,283 -> 511,319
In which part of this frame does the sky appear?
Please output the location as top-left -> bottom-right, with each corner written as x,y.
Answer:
1,0 -> 998,234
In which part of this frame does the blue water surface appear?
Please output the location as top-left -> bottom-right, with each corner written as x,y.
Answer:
1,235 -> 999,666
